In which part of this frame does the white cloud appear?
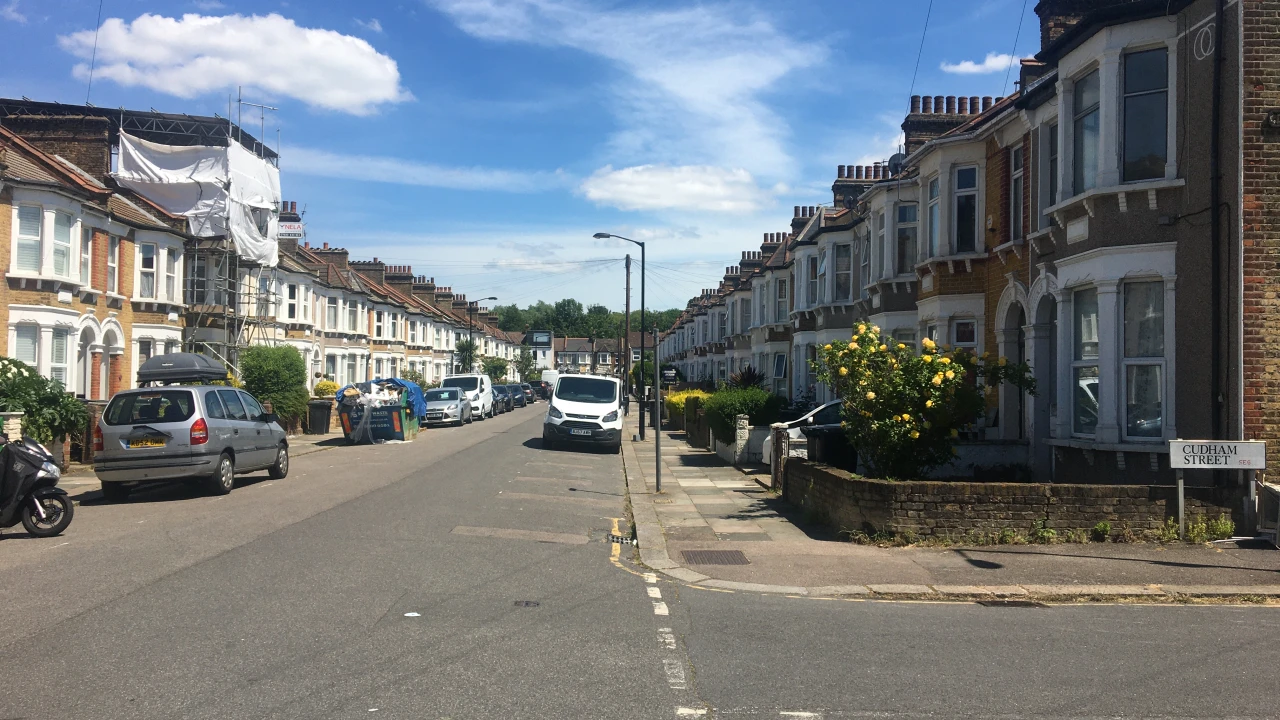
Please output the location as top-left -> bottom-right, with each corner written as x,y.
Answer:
579,165 -> 773,213
57,13 -> 412,115
425,0 -> 820,181
940,52 -> 1024,75
355,17 -> 383,33
1,0 -> 26,23
284,146 -> 565,192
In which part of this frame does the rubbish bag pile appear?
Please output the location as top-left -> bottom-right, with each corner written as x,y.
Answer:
336,378 -> 427,445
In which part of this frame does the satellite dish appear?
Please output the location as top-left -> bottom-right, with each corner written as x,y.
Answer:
887,153 -> 907,177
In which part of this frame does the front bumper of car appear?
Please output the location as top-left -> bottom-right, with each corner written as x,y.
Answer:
543,417 -> 622,444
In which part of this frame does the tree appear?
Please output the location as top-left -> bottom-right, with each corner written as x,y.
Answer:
631,351 -> 654,391
240,345 -> 310,425
514,346 -> 537,382
455,338 -> 478,373
482,356 -> 509,383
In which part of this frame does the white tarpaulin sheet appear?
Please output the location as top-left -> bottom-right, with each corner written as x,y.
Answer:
114,132 -> 280,267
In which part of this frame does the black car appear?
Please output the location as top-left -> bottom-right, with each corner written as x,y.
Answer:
491,385 -> 513,413
507,385 -> 527,408
520,383 -> 536,403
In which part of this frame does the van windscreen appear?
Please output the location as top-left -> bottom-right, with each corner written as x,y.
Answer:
442,377 -> 479,391
555,377 -> 617,404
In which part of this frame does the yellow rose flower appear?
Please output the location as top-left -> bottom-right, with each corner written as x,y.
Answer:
932,375 -> 943,386
897,343 -> 906,350
901,413 -> 911,421
923,355 -> 933,363
871,325 -> 880,333
950,428 -> 960,438
838,367 -> 849,376
865,391 -> 876,400
909,430 -> 920,439
858,324 -> 867,334
878,344 -> 888,352
922,337 -> 936,350
824,344 -> 832,351
925,399 -> 934,408
939,357 -> 951,365
924,420 -> 932,429
982,351 -> 991,360
998,356 -> 1008,366
850,342 -> 859,350
945,370 -> 955,380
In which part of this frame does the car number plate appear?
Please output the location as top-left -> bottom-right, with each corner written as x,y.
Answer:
129,438 -> 165,448
570,428 -> 592,436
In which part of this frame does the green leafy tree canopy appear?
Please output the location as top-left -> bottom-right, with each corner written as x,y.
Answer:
240,345 -> 310,423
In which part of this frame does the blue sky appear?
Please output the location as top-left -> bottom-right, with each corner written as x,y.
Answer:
2,0 -> 1039,312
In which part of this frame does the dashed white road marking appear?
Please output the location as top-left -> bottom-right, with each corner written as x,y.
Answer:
46,542 -> 70,550
403,612 -> 421,617
779,712 -> 823,719
663,658 -> 687,689
658,628 -> 677,650
647,586 -> 663,599
644,572 -> 658,583
652,600 -> 670,616
675,709 -> 707,717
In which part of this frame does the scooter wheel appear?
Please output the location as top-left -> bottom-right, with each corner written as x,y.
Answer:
21,494 -> 74,538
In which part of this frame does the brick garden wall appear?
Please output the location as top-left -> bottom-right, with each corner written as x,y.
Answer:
784,459 -> 1241,540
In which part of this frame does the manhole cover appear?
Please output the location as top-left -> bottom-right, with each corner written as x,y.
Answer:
513,600 -> 541,608
681,549 -> 749,566
977,599 -> 1047,608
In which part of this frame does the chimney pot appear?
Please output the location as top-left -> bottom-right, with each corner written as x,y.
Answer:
921,96 -> 932,113
794,205 -> 801,217
995,96 -> 1003,104
970,96 -> 980,114
933,95 -> 944,113
853,165 -> 862,179
910,95 -> 921,113
838,165 -> 846,178
982,96 -> 993,111
945,96 -> 956,114
957,96 -> 968,114
304,241 -> 310,248
323,242 -> 329,250
291,201 -> 297,213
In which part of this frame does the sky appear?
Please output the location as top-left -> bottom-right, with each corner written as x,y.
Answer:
1,0 -> 1041,313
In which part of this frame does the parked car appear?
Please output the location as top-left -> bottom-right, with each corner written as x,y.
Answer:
520,383 -> 536,403
762,400 -> 842,469
442,374 -> 494,419
422,387 -> 472,426
537,381 -> 553,399
95,385 -> 288,501
542,374 -> 623,453
507,385 -> 527,408
492,384 -> 513,413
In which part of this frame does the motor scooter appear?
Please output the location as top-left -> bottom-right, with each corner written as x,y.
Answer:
0,436 -> 73,538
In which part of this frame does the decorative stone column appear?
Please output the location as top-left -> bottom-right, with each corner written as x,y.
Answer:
733,413 -> 749,466
0,412 -> 24,442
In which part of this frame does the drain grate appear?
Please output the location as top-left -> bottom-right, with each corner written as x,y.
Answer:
681,549 -> 749,566
978,599 -> 1047,608
513,600 -> 541,608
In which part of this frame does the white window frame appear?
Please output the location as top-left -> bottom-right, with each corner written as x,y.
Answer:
927,177 -> 940,259
775,278 -> 787,322
953,320 -> 978,349
15,205 -> 42,273
347,300 -> 358,332
50,328 -> 69,386
326,297 -> 339,330
80,227 -> 92,286
286,284 -> 298,320
390,313 -> 398,340
375,311 -> 384,338
834,242 -> 854,302
859,239 -> 870,300
896,203 -> 918,275
876,211 -> 888,279
1071,286 -> 1101,438
1120,279 -> 1166,442
1010,146 -> 1025,242
165,248 -> 178,302
107,236 -> 119,294
952,166 -> 979,254
13,325 -> 38,366
806,256 -> 818,307
1072,68 -> 1101,196
138,243 -> 157,299
1121,47 -> 1169,183
52,211 -> 74,278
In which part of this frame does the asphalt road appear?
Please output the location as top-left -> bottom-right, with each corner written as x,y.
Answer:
1,406 -> 1277,719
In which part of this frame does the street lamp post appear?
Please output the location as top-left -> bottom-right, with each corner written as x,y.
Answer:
594,233 -> 646,440
468,296 -> 498,373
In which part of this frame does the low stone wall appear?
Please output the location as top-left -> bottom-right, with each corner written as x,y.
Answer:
783,459 -> 1241,540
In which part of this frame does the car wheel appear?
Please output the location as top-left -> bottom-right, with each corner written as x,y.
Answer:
267,444 -> 289,479
99,481 -> 130,503
206,453 -> 235,496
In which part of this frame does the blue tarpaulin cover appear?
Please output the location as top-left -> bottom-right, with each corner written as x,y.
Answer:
337,378 -> 428,420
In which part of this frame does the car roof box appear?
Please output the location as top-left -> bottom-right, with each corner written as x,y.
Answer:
137,353 -> 228,385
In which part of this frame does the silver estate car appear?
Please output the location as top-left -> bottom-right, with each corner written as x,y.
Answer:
94,385 -> 288,501
422,387 -> 473,426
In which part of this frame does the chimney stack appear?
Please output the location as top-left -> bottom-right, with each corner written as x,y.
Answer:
921,96 -> 932,113
982,96 -> 993,112
934,95 -> 944,113
838,165 -> 846,179
957,96 -> 968,115
945,96 -> 956,114
970,96 -> 980,114
910,95 -> 922,113
794,205 -> 801,217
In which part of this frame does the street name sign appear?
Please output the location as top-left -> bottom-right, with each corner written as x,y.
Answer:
1168,440 -> 1267,470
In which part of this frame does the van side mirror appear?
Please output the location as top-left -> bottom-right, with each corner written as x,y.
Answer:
807,416 -> 816,425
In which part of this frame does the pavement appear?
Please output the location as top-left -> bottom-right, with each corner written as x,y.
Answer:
622,416 -> 1280,601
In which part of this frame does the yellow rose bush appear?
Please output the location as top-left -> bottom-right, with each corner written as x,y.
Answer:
815,325 -> 1035,478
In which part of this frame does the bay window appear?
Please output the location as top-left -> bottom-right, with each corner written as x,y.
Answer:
14,325 -> 37,365
165,249 -> 178,301
954,167 -> 978,253
834,243 -> 853,302
53,211 -> 73,277
326,297 -> 338,329
50,329 -> 68,385
390,313 -> 398,340
346,356 -> 357,384
16,205 -> 41,272
897,204 -> 917,274
1072,70 -> 1100,195
1122,281 -> 1164,439
286,284 -> 298,319
927,178 -> 940,258
139,244 -> 157,299
775,278 -> 787,322
806,256 -> 818,306
1123,48 -> 1168,182
107,237 -> 119,293
816,249 -> 828,303
375,311 -> 384,338
80,227 -> 92,285
138,339 -> 154,367
347,301 -> 358,332
1072,287 -> 1100,436
1010,146 -> 1025,241
877,211 -> 888,278
954,320 -> 977,348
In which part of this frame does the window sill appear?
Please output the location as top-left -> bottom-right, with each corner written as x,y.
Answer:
1044,437 -> 1168,453
915,252 -> 988,276
1045,178 -> 1186,222
992,239 -> 1025,265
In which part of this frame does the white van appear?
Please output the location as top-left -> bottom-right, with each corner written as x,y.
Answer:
542,374 -> 623,453
441,374 -> 495,419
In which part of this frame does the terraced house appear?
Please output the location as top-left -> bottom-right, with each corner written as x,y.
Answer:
661,0 -> 1267,484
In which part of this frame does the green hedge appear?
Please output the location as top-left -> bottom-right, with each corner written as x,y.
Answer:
241,345 -> 309,423
703,387 -> 784,444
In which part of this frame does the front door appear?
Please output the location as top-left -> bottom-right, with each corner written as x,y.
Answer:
216,390 -> 262,470
237,392 -> 276,469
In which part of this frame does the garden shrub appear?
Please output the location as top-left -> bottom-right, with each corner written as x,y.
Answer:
0,357 -> 88,443
703,387 -> 784,444
814,323 -> 1035,479
240,346 -> 309,424
313,380 -> 339,398
665,389 -> 710,419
